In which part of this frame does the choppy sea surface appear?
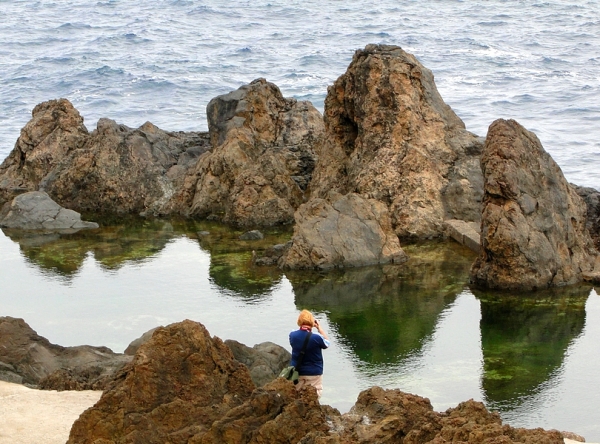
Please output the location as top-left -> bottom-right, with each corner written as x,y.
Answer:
1,0 -> 600,440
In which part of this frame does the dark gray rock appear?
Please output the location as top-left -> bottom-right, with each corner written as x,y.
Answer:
0,191 -> 99,230
239,229 -> 264,240
124,327 -> 160,356
0,316 -> 130,389
573,184 -> 600,251
281,193 -> 408,269
470,119 -> 596,290
224,339 -> 291,387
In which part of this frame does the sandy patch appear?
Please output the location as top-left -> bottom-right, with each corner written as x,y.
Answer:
0,381 -> 101,444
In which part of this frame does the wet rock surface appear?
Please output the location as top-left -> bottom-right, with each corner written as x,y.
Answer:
65,320 -> 565,444
0,317 -> 130,389
470,119 -> 596,291
308,44 -> 484,239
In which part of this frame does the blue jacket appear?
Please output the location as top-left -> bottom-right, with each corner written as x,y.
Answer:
289,329 -> 329,376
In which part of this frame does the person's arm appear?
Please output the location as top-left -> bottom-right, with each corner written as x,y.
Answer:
314,319 -> 329,341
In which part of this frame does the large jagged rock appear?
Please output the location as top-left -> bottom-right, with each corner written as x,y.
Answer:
0,191 -> 98,230
0,98 -> 211,215
309,44 -> 484,239
67,320 -> 256,444
470,119 -> 596,290
65,321 -> 566,444
174,78 -> 324,226
0,317 -> 130,389
280,192 -> 408,269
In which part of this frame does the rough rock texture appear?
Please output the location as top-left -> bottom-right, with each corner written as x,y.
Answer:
573,184 -> 600,251
0,191 -> 98,230
0,98 -> 211,215
67,321 -> 564,443
224,340 -> 291,387
67,320 -> 256,444
309,44 -> 484,239
280,192 -> 408,269
0,317 -> 130,388
470,119 -> 596,290
175,78 -> 324,226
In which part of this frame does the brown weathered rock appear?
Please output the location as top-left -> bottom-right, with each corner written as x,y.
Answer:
0,317 -> 129,389
0,98 -> 211,216
470,119 -> 596,290
309,44 -> 483,239
177,78 -> 324,226
67,320 -> 255,444
280,192 -> 407,269
0,99 -> 89,207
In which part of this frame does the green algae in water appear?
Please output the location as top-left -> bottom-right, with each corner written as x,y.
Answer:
472,285 -> 591,411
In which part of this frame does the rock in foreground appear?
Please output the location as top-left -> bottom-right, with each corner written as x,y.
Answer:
470,119 -> 596,290
0,317 -> 129,389
68,320 -> 565,444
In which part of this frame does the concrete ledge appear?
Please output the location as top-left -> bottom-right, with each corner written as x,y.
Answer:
444,219 -> 481,253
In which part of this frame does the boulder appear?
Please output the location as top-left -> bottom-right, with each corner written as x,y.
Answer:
0,317 -> 130,389
0,191 -> 98,230
470,119 -> 596,290
0,98 -> 211,216
177,78 -> 324,226
280,193 -> 408,269
239,229 -> 264,240
309,44 -> 484,239
67,320 -> 256,444
224,339 -> 291,387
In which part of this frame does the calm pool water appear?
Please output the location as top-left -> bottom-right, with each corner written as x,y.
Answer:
1,218 -> 599,440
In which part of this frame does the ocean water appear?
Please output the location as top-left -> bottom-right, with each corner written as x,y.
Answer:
2,0 -> 600,440
1,1 -> 599,187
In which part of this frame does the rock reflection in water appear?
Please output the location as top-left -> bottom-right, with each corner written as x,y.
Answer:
473,285 -> 590,410
287,241 -> 477,366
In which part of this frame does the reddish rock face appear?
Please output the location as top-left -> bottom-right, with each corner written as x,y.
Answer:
67,320 -> 256,444
471,119 -> 596,290
309,44 -> 484,239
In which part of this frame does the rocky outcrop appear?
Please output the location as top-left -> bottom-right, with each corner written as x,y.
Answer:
0,98 -> 211,215
309,44 -> 484,239
280,193 -> 408,269
0,191 -> 98,230
224,340 -> 291,387
470,119 -> 596,290
176,78 -> 324,226
573,184 -> 600,251
0,317 -> 130,388
67,320 -> 564,444
67,320 -> 256,444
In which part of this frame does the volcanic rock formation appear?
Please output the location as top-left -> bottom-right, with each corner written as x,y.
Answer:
177,78 -> 324,226
67,319 -> 564,444
470,119 -> 597,290
308,44 -> 484,239
0,98 -> 211,215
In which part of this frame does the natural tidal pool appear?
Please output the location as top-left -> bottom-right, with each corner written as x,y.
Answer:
1,218 -> 599,440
